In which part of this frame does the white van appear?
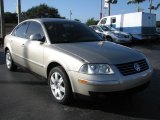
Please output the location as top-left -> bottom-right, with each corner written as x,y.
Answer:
98,12 -> 158,40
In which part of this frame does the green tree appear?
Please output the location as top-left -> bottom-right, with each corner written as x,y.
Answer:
155,3 -> 160,10
86,18 -> 98,26
127,0 -> 146,12
148,1 -> 160,13
4,12 -> 17,23
22,4 -> 62,20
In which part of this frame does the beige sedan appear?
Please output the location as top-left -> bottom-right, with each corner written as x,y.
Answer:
4,18 -> 152,104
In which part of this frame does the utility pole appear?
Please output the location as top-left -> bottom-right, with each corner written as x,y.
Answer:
149,0 -> 153,13
100,0 -> 102,19
70,10 -> 72,20
0,0 -> 5,40
108,1 -> 111,16
104,0 -> 111,17
17,0 -> 21,23
104,0 -> 117,16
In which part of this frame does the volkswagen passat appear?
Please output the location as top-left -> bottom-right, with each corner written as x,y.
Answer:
4,18 -> 152,104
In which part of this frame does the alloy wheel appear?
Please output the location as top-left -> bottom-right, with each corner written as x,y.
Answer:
50,72 -> 65,100
6,52 -> 12,69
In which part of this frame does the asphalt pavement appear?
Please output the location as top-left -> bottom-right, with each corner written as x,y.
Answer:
0,41 -> 160,120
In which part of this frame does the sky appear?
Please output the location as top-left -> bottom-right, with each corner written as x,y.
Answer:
3,0 -> 160,23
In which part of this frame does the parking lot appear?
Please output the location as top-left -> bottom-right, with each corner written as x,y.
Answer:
0,41 -> 160,120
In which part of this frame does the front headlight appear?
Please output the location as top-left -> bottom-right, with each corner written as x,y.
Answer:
79,64 -> 114,74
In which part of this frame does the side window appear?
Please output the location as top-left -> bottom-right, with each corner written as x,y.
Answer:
100,18 -> 107,24
26,21 -> 44,38
92,26 -> 96,30
111,17 -> 116,24
111,17 -> 116,28
94,27 -> 98,31
13,22 -> 29,38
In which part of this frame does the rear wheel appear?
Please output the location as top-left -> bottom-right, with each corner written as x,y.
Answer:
48,66 -> 72,104
6,50 -> 17,71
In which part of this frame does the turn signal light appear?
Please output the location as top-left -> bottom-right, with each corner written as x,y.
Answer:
78,79 -> 88,84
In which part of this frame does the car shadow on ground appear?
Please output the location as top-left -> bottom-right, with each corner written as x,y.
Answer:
125,39 -> 160,50
0,79 -> 47,86
0,51 -> 5,65
68,68 -> 160,120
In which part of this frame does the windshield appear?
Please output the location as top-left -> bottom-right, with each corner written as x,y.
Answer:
93,26 -> 103,32
44,21 -> 103,44
100,25 -> 117,31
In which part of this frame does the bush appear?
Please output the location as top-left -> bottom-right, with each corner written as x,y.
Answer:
4,12 -> 17,23
86,18 -> 99,26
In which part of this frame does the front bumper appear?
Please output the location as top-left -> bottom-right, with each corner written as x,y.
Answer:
89,81 -> 150,97
68,67 -> 153,96
113,37 -> 132,43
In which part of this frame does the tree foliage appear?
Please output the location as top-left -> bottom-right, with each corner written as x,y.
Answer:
127,0 -> 146,12
22,4 -> 62,20
127,0 -> 146,4
86,18 -> 99,26
4,12 -> 17,23
155,3 -> 160,10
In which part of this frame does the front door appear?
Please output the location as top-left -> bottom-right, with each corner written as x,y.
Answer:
24,21 -> 45,75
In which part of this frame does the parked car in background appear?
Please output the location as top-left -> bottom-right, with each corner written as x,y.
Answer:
98,12 -> 158,41
4,18 -> 152,104
156,28 -> 160,39
89,26 -> 105,39
157,27 -> 160,33
90,25 -> 132,43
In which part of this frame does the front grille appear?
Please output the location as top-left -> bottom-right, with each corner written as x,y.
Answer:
116,59 -> 149,76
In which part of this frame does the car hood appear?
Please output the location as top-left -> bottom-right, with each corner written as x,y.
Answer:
111,30 -> 129,36
52,41 -> 144,64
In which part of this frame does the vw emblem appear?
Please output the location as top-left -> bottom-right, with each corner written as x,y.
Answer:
134,63 -> 141,72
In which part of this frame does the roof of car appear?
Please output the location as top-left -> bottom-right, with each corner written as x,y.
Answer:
25,18 -> 75,23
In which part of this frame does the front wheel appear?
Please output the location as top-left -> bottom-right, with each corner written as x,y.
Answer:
106,36 -> 113,42
6,50 -> 17,71
48,66 -> 72,104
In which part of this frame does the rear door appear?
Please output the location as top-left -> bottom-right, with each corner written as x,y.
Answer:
11,22 -> 29,66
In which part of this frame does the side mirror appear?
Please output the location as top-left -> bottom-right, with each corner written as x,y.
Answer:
30,33 -> 43,42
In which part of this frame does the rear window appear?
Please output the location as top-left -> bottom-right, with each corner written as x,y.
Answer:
12,22 -> 29,38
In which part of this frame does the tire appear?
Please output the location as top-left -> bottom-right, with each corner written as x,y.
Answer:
6,50 -> 17,71
48,66 -> 72,104
106,36 -> 113,42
